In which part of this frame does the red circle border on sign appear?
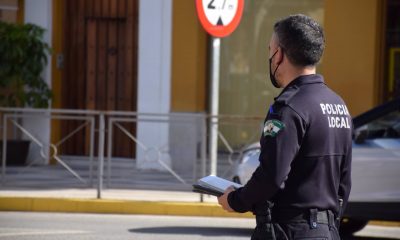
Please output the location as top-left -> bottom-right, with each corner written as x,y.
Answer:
196,0 -> 244,38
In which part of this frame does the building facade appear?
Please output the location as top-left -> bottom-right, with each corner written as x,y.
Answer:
1,0 -> 398,166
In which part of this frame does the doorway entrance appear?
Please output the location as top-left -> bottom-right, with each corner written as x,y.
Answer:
62,0 -> 138,158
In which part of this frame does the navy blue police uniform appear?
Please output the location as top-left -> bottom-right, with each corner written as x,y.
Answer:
228,74 -> 352,240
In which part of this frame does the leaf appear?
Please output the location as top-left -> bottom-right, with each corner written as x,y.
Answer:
0,22 -> 52,108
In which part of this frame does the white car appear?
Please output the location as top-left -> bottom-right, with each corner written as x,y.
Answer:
232,98 -> 400,235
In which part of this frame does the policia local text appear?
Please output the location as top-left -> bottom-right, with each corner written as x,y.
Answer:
320,103 -> 351,129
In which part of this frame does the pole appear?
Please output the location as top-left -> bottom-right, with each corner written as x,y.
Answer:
1,115 -> 7,185
209,37 -> 220,176
89,118 -> 95,186
97,113 -> 105,199
200,114 -> 207,202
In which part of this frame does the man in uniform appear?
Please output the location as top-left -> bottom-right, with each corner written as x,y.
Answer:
218,14 -> 352,240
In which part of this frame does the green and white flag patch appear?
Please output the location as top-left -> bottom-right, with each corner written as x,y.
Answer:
263,119 -> 285,137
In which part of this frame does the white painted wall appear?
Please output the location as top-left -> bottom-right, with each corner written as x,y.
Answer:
136,0 -> 172,170
22,0 -> 52,165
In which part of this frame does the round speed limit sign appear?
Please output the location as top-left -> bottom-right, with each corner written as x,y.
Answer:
196,0 -> 244,38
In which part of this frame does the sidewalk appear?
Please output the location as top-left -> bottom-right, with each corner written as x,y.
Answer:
0,154 -> 255,217
0,188 -> 252,218
1,160 -> 397,227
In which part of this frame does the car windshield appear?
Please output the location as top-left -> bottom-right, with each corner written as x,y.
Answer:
355,108 -> 400,141
361,111 -> 399,137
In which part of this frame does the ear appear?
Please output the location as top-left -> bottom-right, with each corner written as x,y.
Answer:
277,47 -> 285,65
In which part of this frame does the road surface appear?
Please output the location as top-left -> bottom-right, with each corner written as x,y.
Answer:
0,212 -> 399,240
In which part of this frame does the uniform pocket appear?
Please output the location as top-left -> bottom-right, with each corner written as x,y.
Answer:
290,222 -> 331,240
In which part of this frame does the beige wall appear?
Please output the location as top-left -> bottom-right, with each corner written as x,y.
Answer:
323,0 -> 384,116
171,0 -> 207,112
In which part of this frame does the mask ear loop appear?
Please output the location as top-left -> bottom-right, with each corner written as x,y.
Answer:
277,46 -> 285,65
273,47 -> 284,76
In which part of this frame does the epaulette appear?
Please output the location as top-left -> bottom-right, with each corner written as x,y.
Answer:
274,85 -> 300,106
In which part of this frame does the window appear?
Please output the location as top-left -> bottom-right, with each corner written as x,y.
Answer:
218,0 -> 324,147
0,0 -> 18,23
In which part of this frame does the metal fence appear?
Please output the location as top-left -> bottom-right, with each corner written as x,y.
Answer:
0,108 -> 263,198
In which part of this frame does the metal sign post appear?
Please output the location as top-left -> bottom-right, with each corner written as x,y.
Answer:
196,0 -> 244,176
209,37 -> 221,176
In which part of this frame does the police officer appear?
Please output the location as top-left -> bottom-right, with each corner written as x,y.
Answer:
218,14 -> 352,240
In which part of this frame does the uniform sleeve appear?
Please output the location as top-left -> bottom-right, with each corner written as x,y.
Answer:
228,105 -> 307,213
338,138 -> 352,216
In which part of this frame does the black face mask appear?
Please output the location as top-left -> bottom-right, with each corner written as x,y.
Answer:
269,49 -> 281,88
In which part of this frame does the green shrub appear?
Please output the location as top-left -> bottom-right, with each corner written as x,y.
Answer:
0,22 -> 52,108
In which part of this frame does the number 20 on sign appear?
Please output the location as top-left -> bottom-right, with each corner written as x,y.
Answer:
196,0 -> 244,38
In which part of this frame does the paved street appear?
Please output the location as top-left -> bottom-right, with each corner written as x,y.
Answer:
0,212 -> 399,240
0,212 -> 253,240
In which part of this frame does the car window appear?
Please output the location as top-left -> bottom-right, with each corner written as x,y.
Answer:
355,109 -> 400,141
241,148 -> 261,163
249,150 -> 261,162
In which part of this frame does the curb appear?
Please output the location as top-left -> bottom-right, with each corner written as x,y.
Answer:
0,197 -> 253,218
1,197 -> 399,227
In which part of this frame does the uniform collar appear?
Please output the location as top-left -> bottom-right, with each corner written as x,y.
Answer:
275,74 -> 324,101
285,74 -> 324,89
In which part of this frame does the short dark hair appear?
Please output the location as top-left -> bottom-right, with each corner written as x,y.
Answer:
274,14 -> 325,67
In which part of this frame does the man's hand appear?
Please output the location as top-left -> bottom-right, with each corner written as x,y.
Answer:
218,186 -> 235,212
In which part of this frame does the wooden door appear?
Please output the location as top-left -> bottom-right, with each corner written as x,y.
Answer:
62,0 -> 138,158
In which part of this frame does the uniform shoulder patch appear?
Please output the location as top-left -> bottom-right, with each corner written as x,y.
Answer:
263,119 -> 285,137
